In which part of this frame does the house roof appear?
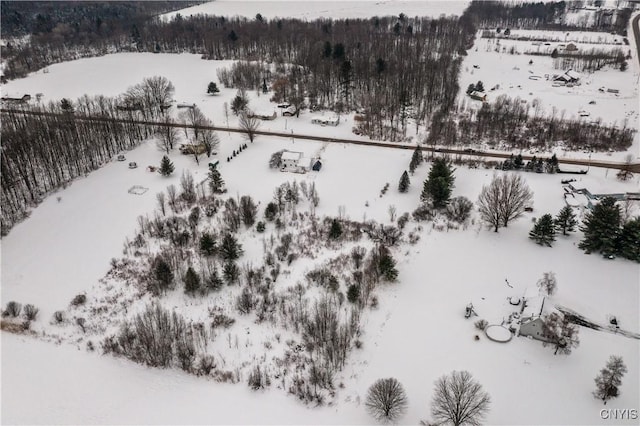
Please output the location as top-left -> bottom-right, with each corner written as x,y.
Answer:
521,295 -> 546,319
565,70 -> 580,80
281,151 -> 303,161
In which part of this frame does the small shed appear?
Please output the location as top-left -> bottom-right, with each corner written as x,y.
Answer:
248,110 -> 277,120
312,160 -> 322,171
565,43 -> 578,52
469,91 -> 487,101
312,115 -> 340,126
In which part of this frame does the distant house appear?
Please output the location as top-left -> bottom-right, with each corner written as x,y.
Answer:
468,90 -> 487,102
311,115 -> 340,126
553,70 -> 580,84
179,143 -> 208,155
1,94 -> 31,105
248,110 -> 277,120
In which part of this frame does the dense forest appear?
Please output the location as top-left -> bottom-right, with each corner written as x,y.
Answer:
464,0 -> 632,34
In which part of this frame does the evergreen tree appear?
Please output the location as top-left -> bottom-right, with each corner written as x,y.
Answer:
617,217 -> 640,262
554,205 -> 577,236
207,82 -> 220,94
184,266 -> 201,295
208,168 -> 225,194
378,246 -> 398,282
514,153 -> 524,169
398,170 -> 410,193
328,218 -> 343,239
199,232 -> 216,256
159,155 -> 174,176
579,197 -> 621,257
408,147 -> 423,174
529,214 -> 556,247
206,267 -> 224,292
421,158 -> 455,208
347,284 -> 360,304
222,261 -> 240,285
151,256 -> 173,294
264,202 -> 278,221
220,233 -> 243,261
594,356 -> 627,404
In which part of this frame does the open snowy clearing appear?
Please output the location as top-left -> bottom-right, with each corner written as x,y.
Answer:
160,0 -> 469,21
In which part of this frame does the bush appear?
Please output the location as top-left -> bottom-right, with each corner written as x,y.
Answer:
70,294 -> 87,307
475,319 -> 488,330
256,221 -> 266,232
53,310 -> 65,324
412,204 -> 434,221
23,304 -> 39,321
198,355 -> 216,375
446,196 -> 473,223
211,313 -> 236,329
248,365 -> 264,390
236,287 -> 255,314
3,301 -> 22,318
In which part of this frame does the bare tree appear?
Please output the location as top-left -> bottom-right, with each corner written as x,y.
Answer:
239,112 -> 260,143
541,312 -> 580,355
365,377 -> 408,423
537,271 -> 557,296
156,114 -> 179,154
200,128 -> 220,157
431,370 -> 491,426
478,174 -> 533,232
142,76 -> 175,116
156,192 -> 166,216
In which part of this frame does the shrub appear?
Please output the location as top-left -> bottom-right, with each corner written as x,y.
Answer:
53,310 -> 65,324
211,313 -> 235,329
3,301 -> 22,318
413,204 -> 434,221
198,355 -> 216,375
256,221 -> 266,232
475,319 -> 488,330
23,304 -> 39,321
446,196 -> 473,223
70,294 -> 87,307
248,365 -> 264,390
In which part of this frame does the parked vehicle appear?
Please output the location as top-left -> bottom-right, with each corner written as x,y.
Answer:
128,162 -> 138,169
117,154 -> 126,161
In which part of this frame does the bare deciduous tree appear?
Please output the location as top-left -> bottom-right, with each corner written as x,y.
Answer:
239,112 -> 260,143
156,114 -> 179,154
431,370 -> 491,426
478,174 -> 533,232
365,377 -> 408,423
541,312 -> 580,355
537,271 -> 557,296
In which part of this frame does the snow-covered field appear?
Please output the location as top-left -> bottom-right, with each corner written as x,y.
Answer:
2,5 -> 639,425
160,0 -> 469,21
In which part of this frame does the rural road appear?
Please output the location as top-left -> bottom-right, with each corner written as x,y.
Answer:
2,108 -> 640,173
632,13 -> 640,67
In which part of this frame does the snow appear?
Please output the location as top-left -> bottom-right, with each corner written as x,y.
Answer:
160,0 -> 470,22
2,8 -> 639,425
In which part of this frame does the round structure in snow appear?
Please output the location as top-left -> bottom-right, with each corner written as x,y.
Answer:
485,325 -> 513,343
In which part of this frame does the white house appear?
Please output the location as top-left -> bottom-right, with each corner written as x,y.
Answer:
311,114 -> 340,126
516,288 -> 554,342
280,150 -> 310,173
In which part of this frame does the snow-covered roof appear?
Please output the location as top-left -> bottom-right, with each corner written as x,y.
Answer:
521,296 -> 546,319
565,70 -> 580,80
312,115 -> 339,122
281,151 -> 302,161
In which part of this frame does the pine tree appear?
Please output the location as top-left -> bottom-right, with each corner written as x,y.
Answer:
329,218 -> 343,239
617,217 -> 640,262
421,158 -> 455,208
208,168 -> 225,194
264,202 -> 278,221
554,205 -> 577,236
378,246 -> 398,282
594,356 -> 627,404
159,155 -> 174,176
220,233 -> 243,261
398,170 -> 410,193
578,197 -> 621,257
529,214 -> 556,247
207,82 -> 220,94
409,147 -> 423,174
347,284 -> 360,303
152,256 -> 173,294
184,267 -> 201,295
199,232 -> 216,256
206,267 -> 224,292
223,261 -> 240,285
